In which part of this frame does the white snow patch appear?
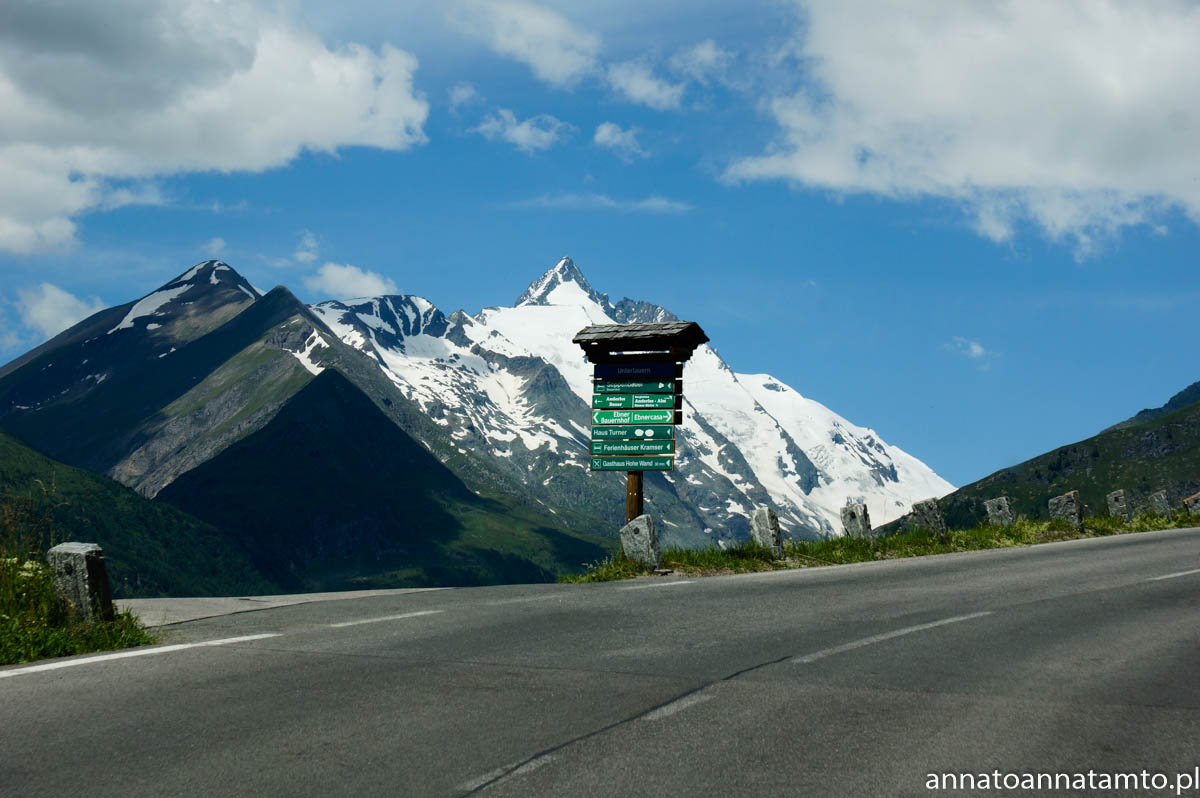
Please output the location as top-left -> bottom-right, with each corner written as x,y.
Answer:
158,347 -> 177,358
108,285 -> 191,334
290,330 -> 329,376
237,285 -> 257,302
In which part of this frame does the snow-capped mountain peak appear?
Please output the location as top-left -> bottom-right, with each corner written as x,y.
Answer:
107,260 -> 260,336
309,256 -> 953,545
515,256 -> 609,308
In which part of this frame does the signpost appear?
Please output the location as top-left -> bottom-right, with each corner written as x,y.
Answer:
572,321 -> 709,523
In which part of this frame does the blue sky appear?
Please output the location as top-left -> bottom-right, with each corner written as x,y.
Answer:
1,0 -> 1198,487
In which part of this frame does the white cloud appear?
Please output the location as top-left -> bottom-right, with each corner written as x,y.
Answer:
593,122 -> 646,161
511,193 -> 692,213
669,39 -> 732,84
17,283 -> 106,340
293,231 -> 320,264
453,1 -> 599,87
474,108 -> 575,153
448,82 -> 481,112
946,336 -> 989,361
607,61 -> 685,110
726,0 -> 1200,255
303,263 -> 399,299
204,237 -> 227,256
0,0 -> 429,254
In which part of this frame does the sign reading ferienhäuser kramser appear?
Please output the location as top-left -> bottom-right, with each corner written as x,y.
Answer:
590,440 -> 674,455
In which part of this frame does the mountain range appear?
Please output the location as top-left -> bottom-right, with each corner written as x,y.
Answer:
0,257 -> 954,592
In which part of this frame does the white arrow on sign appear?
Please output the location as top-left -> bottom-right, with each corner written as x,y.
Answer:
593,411 -> 601,424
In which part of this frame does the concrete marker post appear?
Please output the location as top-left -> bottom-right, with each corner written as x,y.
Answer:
750,506 -> 784,558
1048,490 -> 1084,532
840,503 -> 872,539
47,542 -> 114,623
983,497 -> 1015,526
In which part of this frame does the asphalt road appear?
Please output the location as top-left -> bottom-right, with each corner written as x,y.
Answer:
4,528 -> 1200,797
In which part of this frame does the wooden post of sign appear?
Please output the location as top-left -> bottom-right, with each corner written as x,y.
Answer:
626,470 -> 644,523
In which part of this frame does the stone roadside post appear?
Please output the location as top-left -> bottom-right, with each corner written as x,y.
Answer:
911,498 -> 948,541
47,542 -> 114,623
1149,490 -> 1172,519
983,497 -> 1015,526
619,514 -> 663,569
840,503 -> 872,539
1106,489 -> 1131,522
750,506 -> 785,558
1048,490 -> 1084,532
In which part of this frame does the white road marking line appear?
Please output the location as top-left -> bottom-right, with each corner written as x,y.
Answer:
1148,568 -> 1200,581
793,612 -> 993,664
327,609 -> 443,628
457,755 -> 555,792
642,692 -> 713,721
619,580 -> 694,591
483,594 -> 565,606
0,633 -> 282,679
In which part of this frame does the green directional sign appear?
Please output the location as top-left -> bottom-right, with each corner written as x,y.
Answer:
592,409 -> 675,425
592,393 -> 676,410
593,380 -> 676,394
588,425 -> 675,440
590,440 -> 675,455
590,456 -> 674,471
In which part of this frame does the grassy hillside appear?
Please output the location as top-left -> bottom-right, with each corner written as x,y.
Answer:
931,399 -> 1200,530
0,430 -> 275,597
158,369 -> 610,590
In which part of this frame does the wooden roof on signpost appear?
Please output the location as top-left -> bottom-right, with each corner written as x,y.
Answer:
572,321 -> 709,363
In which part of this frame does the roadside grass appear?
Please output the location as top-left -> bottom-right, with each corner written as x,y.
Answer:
1,481 -> 155,666
560,512 -> 1200,583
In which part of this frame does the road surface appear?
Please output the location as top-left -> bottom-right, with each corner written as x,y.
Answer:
3,528 -> 1199,796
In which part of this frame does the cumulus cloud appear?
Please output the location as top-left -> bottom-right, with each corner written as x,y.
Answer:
303,263 -> 399,299
669,39 -> 732,84
453,1 -> 599,87
0,0 -> 429,254
474,108 -> 575,153
726,0 -> 1200,255
16,283 -> 106,340
511,193 -> 692,213
593,122 -> 646,161
293,231 -> 320,264
607,61 -> 685,110
203,237 -> 227,256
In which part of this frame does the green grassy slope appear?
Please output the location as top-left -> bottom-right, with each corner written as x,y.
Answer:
157,368 -> 610,590
0,430 -> 275,597
933,400 -> 1200,529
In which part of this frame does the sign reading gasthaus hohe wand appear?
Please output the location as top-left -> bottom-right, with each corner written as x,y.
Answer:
572,321 -> 709,524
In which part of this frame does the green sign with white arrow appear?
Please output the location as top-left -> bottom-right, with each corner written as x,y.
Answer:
592,409 -> 675,425
589,456 -> 674,471
592,393 -> 676,410
588,425 -> 675,440
593,380 -> 676,394
590,440 -> 675,455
